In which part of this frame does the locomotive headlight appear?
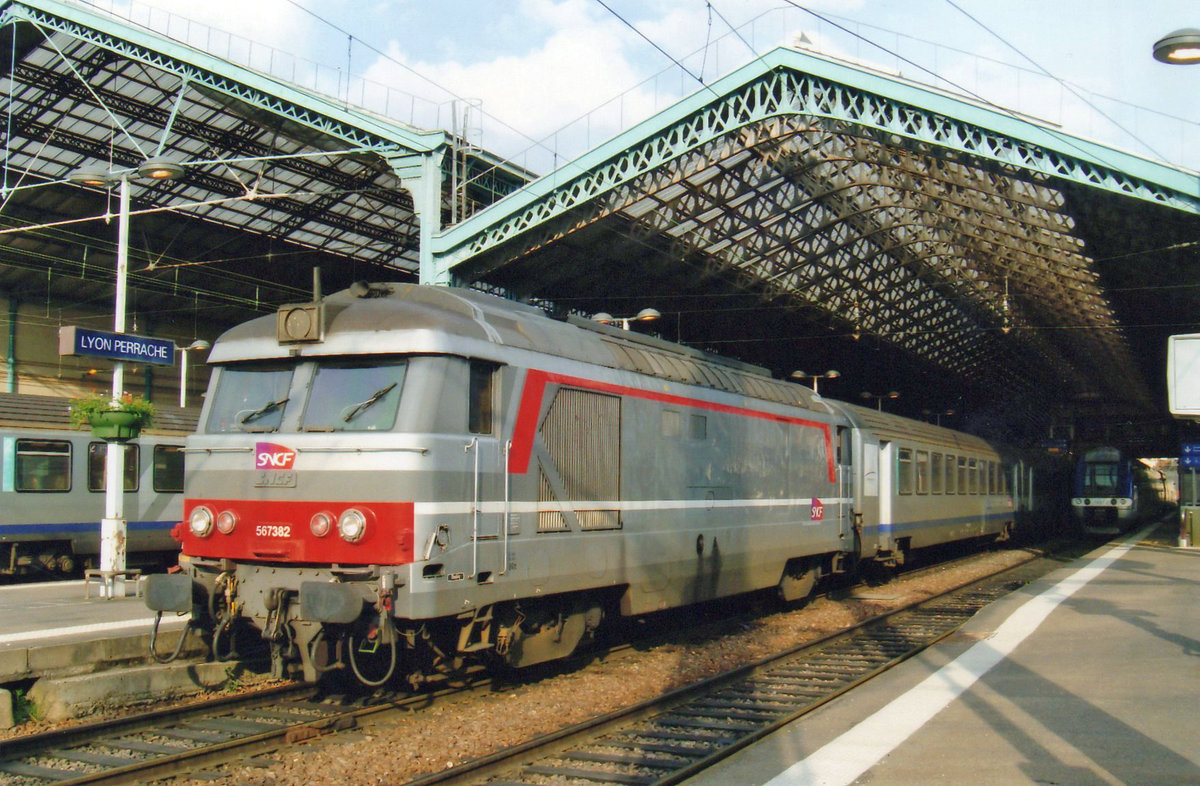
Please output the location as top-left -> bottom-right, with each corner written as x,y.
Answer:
310,511 -> 334,538
215,510 -> 238,535
189,506 -> 214,538
337,508 -> 368,543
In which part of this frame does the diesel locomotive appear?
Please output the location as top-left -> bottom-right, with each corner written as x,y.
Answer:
148,283 -> 1032,685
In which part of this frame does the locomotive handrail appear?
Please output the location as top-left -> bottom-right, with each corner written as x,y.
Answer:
182,446 -> 254,453
502,439 -> 512,576
295,446 -> 429,454
180,445 -> 429,454
467,437 -> 479,580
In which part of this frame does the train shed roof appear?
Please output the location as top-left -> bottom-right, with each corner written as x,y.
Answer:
2,1 -> 1199,452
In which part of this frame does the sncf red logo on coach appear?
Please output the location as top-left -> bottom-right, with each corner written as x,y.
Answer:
256,442 -> 296,470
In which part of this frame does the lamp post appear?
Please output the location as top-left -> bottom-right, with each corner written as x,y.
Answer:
69,158 -> 183,596
790,369 -> 840,394
591,307 -> 661,331
1153,28 -> 1200,64
861,390 -> 900,411
179,339 -> 212,408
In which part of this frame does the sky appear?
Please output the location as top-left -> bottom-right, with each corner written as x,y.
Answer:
92,0 -> 1200,173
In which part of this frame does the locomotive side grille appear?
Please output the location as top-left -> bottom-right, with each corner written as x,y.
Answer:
577,510 -> 620,531
537,469 -> 570,533
538,387 -> 621,531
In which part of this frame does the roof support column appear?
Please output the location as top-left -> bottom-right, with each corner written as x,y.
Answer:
389,149 -> 448,286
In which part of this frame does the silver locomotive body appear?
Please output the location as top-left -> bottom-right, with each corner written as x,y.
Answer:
149,284 -> 1021,684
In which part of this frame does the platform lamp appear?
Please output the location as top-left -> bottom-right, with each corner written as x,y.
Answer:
1153,28 -> 1200,64
791,369 -> 840,394
591,307 -> 661,331
179,339 -> 211,408
861,390 -> 900,411
68,158 -> 184,597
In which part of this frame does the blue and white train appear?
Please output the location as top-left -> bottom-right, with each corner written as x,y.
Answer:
148,284 -> 1037,684
1070,446 -> 1157,536
0,392 -> 195,575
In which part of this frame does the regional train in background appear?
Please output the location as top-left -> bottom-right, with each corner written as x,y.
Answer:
1071,446 -> 1165,536
148,283 -> 1043,687
0,392 -> 196,576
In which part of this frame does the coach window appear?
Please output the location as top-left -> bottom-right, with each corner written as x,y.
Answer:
968,458 -> 979,494
987,461 -> 997,494
915,450 -> 930,494
153,445 -> 185,493
898,447 -> 914,495
88,442 -> 139,492
944,453 -> 956,494
931,453 -> 944,494
15,439 -> 70,492
468,361 -> 497,435
957,456 -> 968,494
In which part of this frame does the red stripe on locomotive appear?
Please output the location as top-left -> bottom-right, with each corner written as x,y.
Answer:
509,368 -> 836,483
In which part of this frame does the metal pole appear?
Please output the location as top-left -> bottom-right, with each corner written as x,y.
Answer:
179,347 -> 188,408
100,176 -> 129,597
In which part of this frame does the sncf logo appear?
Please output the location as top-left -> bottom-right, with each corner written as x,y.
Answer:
256,442 -> 296,470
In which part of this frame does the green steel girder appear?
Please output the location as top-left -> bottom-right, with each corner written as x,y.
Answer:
433,46 -> 1200,283
0,0 -> 441,158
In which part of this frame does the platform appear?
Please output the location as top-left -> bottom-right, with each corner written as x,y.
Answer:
0,579 -> 194,683
687,520 -> 1200,785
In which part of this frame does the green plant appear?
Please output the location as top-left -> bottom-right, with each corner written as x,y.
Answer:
220,665 -> 245,693
12,687 -> 40,724
68,392 -> 156,429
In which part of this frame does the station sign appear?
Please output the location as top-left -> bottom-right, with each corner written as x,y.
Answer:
1181,442 -> 1200,469
58,326 -> 176,367
1041,438 -> 1069,454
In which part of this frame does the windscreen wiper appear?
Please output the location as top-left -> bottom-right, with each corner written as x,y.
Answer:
239,397 -> 288,425
343,383 -> 397,423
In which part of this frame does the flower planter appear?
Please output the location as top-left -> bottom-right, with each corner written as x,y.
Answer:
88,410 -> 143,441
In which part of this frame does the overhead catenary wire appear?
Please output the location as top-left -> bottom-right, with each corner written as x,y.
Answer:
942,0 -> 1170,164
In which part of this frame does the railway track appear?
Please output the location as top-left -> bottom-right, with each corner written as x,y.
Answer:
0,678 -> 476,785
407,552 -> 1060,786
0,545 -> 1064,785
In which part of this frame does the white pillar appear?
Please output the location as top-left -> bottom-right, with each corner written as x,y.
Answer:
99,176 -> 130,597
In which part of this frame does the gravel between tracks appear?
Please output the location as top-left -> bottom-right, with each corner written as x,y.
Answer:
177,547 -> 1039,786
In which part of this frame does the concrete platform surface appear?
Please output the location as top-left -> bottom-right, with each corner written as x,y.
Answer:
687,523 -> 1200,786
0,579 -> 197,682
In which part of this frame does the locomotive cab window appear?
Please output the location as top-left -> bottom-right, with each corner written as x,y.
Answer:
206,364 -> 295,433
1082,461 -> 1119,495
15,439 -> 70,492
303,360 -> 407,432
87,442 -> 139,492
468,361 -> 497,435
